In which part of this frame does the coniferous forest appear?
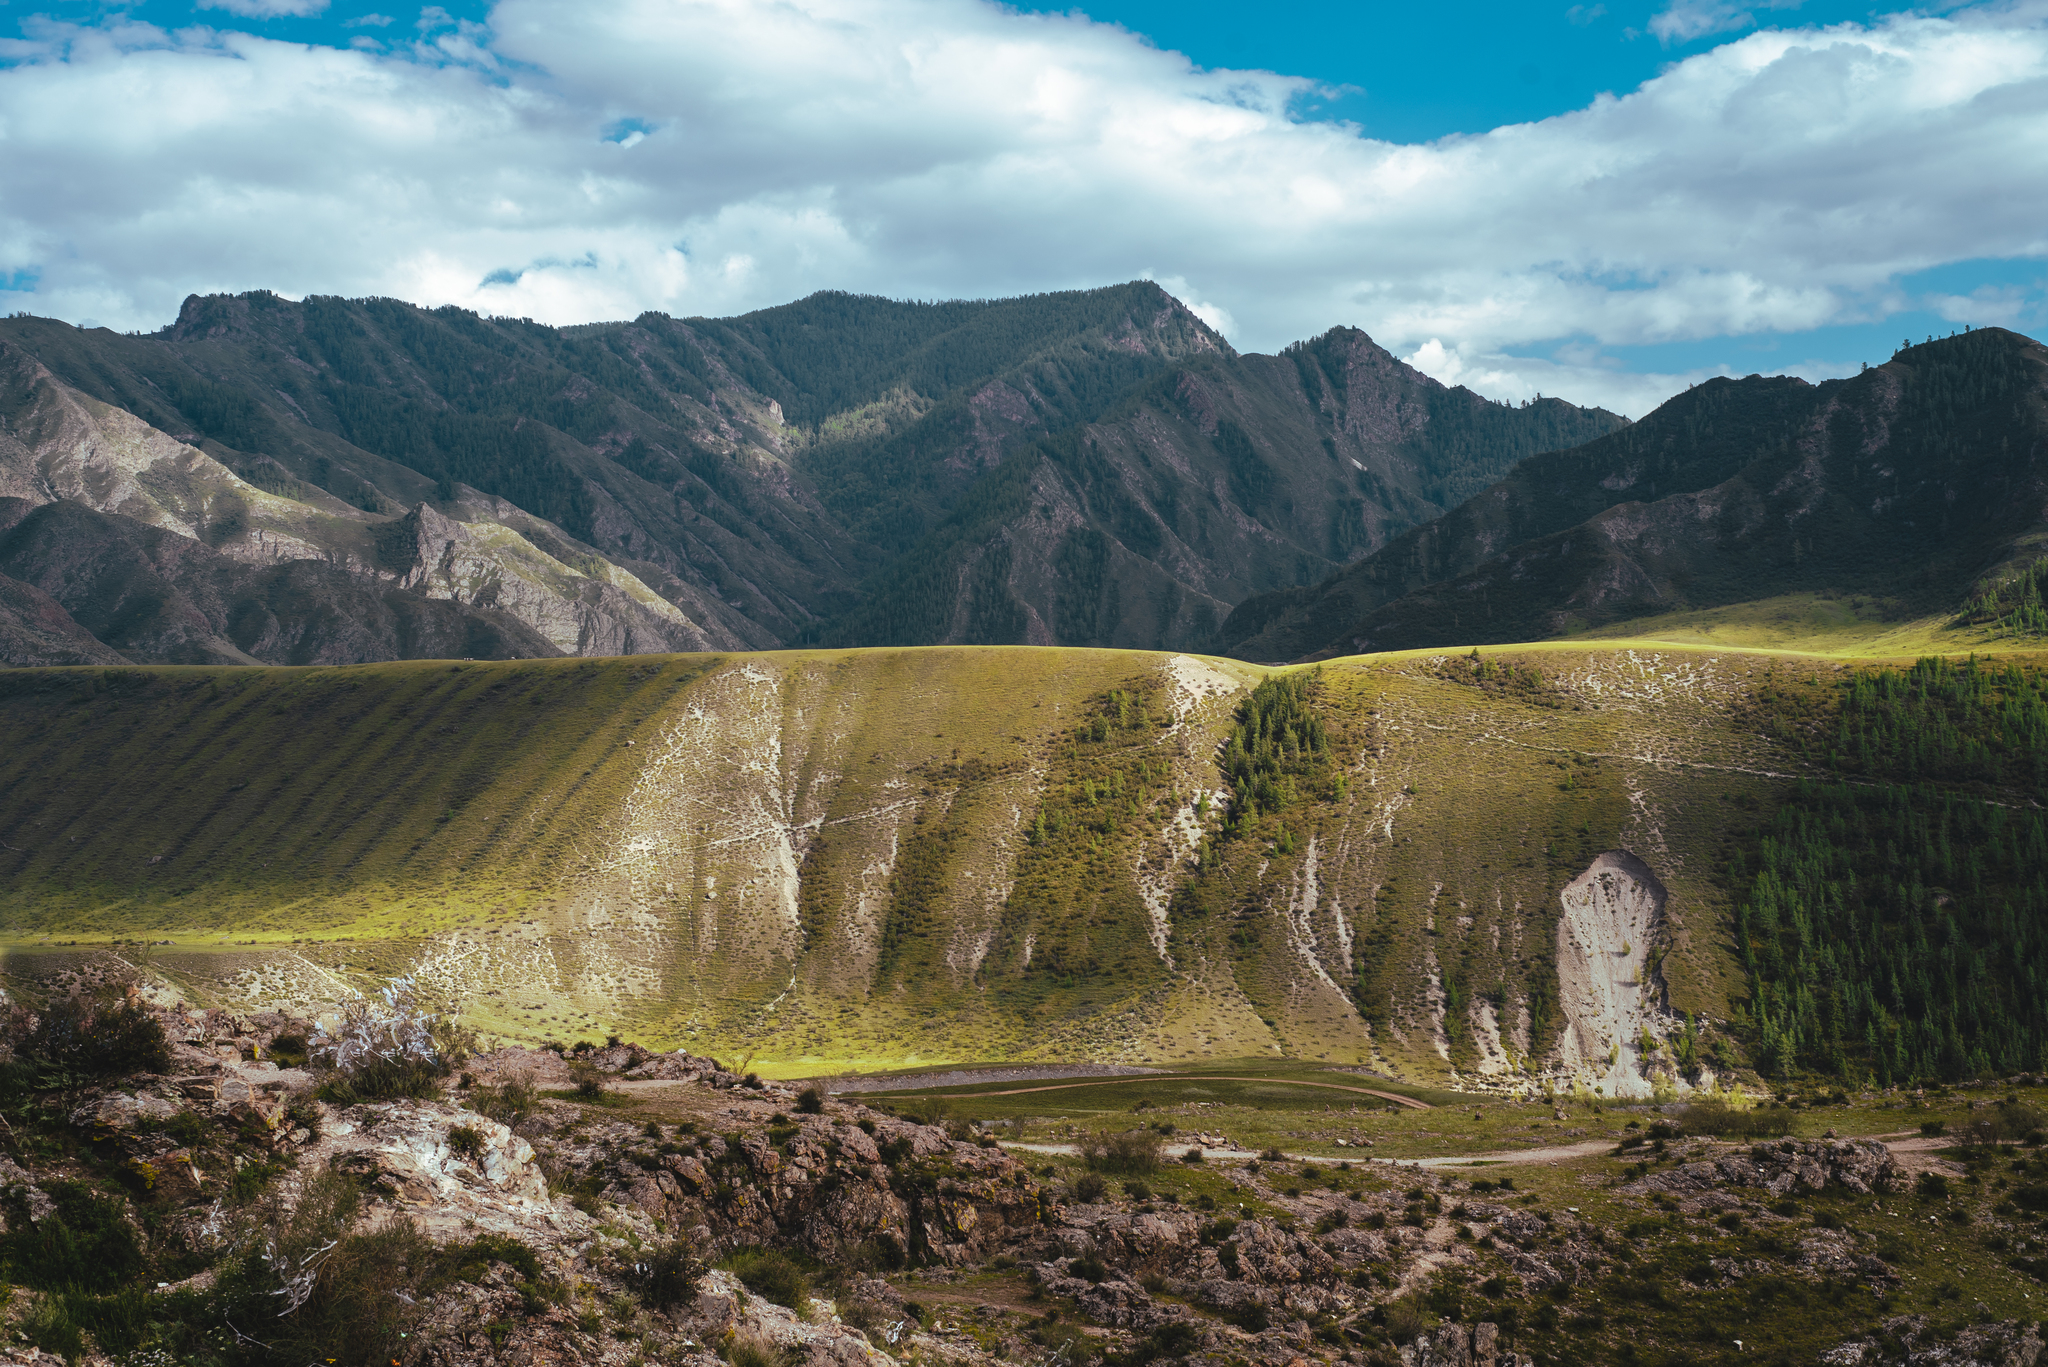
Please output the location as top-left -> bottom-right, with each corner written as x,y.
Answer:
1736,657 -> 2048,1083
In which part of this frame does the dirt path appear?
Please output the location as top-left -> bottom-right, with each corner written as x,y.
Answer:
997,1138 -> 1609,1166
1002,1133 -> 1951,1170
860,1075 -> 1432,1109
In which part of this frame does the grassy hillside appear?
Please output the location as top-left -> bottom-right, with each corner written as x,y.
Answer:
7,641 -> 2046,1088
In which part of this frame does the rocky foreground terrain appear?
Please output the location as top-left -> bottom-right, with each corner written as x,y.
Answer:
0,988 -> 2042,1367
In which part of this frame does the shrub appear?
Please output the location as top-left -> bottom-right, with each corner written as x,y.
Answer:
796,1086 -> 825,1115
1124,1180 -> 1153,1201
22,1290 -> 83,1362
1917,1171 -> 1951,1199
719,1247 -> 809,1309
1071,1172 -> 1109,1203
1674,1102 -> 1793,1139
0,1182 -> 145,1293
432,1233 -> 544,1287
1082,1129 -> 1162,1175
470,1072 -> 539,1127
1069,1254 -> 1108,1283
633,1241 -> 705,1310
1,989 -> 170,1085
1129,1320 -> 1200,1364
217,1169 -> 433,1367
567,1062 -> 614,1100
310,978 -> 451,1103
723,1330 -> 782,1367
448,1124 -> 486,1161
282,1091 -> 322,1138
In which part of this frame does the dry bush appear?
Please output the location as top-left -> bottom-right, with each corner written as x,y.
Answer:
1081,1128 -> 1163,1175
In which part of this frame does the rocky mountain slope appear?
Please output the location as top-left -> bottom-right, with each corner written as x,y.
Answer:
1216,329 -> 2048,662
0,983 -> 2040,1367
0,285 -> 1619,664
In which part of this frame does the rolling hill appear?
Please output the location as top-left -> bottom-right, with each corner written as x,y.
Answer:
7,639 -> 2043,1094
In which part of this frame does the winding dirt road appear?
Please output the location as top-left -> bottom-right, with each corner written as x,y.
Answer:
854,1074 -> 1432,1110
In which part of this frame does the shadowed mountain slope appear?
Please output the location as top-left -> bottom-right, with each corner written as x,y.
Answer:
1218,328 -> 2048,660
0,286 -> 1620,662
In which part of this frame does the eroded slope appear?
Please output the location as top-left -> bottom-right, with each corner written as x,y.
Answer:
0,644 -> 1839,1084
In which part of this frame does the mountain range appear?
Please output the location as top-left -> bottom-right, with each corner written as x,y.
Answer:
0,283 -> 1623,665
1219,328 -> 2048,660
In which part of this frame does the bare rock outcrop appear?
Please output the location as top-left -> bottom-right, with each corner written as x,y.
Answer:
1625,1137 -> 1909,1199
1822,1316 -> 2044,1367
1401,1320 -> 1535,1367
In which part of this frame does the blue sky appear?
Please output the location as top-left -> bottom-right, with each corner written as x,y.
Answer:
0,0 -> 2042,414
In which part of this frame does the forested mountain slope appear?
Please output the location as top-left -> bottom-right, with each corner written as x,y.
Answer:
1218,328 -> 2048,660
0,285 -> 1619,663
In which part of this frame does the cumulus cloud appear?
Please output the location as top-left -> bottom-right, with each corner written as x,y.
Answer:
0,0 -> 2043,414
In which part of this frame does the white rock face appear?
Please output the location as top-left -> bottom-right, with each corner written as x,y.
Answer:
1553,850 -> 1672,1099
315,1102 -> 565,1240
380,502 -> 713,655
0,340 -> 331,562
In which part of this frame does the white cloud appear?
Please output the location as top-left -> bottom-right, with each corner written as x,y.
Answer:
0,0 -> 2043,415
1649,0 -> 1806,44
196,0 -> 330,17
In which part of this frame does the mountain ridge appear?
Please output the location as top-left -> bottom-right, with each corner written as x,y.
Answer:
1217,328 -> 2048,661
0,283 -> 1622,664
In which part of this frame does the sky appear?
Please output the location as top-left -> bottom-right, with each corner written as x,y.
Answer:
0,0 -> 2043,416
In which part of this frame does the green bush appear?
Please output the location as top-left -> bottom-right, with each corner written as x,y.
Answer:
216,1170 -> 432,1367
22,1292 -> 83,1362
470,1073 -> 539,1127
718,1247 -> 809,1309
432,1233 -> 544,1287
448,1124 -> 486,1160
1674,1102 -> 1792,1138
633,1241 -> 705,1309
723,1332 -> 782,1367
315,1056 -> 444,1104
2,992 -> 170,1087
0,1182 -> 145,1293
